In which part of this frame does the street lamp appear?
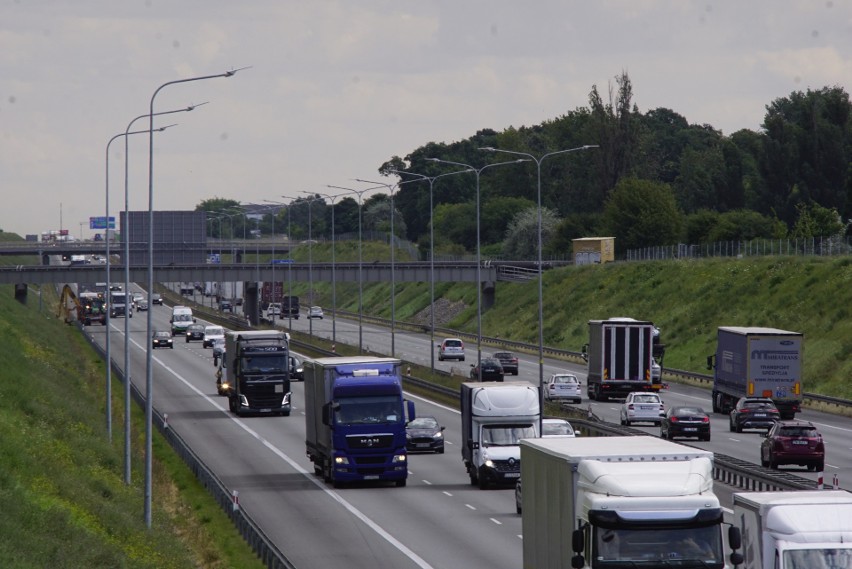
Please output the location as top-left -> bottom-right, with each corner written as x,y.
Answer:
390,168 -> 470,373
480,145 -> 598,403
105,124 -> 172,446
425,158 -> 528,373
302,194 -> 323,338
311,191 -> 345,345
122,104 -> 203,485
145,67 -> 244,527
327,184 -> 380,354
354,178 -> 404,357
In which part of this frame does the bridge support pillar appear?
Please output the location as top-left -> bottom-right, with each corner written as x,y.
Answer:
244,281 -> 260,326
481,280 -> 495,312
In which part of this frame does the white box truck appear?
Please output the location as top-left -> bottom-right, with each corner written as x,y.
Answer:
731,490 -> 852,569
520,436 -> 728,569
460,382 -> 540,489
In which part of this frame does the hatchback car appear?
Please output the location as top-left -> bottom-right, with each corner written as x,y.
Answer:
152,330 -> 173,349
470,358 -> 504,382
729,397 -> 780,433
185,323 -> 206,343
135,298 -> 149,312
202,325 -> 226,348
620,392 -> 665,426
541,418 -> 578,438
405,416 -> 445,453
544,373 -> 582,404
760,420 -> 824,471
150,293 -> 163,305
307,306 -> 324,319
492,351 -> 519,375
661,406 -> 711,441
438,338 -> 465,362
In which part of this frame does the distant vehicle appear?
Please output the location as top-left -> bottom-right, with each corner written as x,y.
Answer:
729,397 -> 780,433
150,293 -> 163,305
131,292 -> 144,306
219,299 -> 233,312
307,306 -> 324,319
544,373 -> 582,404
265,303 -> 282,321
437,337 -> 465,362
152,330 -> 173,349
136,298 -> 149,312
583,317 -> 663,400
541,418 -> 578,438
492,351 -> 519,375
760,420 -> 824,471
470,358 -> 504,382
170,306 -> 195,336
212,338 -> 226,367
109,283 -> 122,291
661,406 -> 711,441
185,323 -> 205,343
288,355 -> 304,381
405,416 -> 445,454
620,392 -> 665,426
109,291 -> 132,318
179,282 -> 194,295
202,326 -> 226,348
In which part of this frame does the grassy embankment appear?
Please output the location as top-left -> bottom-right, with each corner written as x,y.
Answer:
281,240 -> 852,400
0,232 -> 265,569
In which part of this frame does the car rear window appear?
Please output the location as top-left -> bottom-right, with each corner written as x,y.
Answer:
444,340 -> 462,347
779,427 -> 818,437
634,395 -> 660,403
553,376 -> 576,384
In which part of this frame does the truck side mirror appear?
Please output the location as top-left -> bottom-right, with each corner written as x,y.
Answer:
468,439 -> 479,450
406,400 -> 415,422
706,354 -> 715,370
581,344 -> 589,362
728,526 -> 742,550
322,402 -> 333,427
572,528 -> 585,553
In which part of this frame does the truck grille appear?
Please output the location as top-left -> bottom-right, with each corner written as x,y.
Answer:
346,434 -> 395,449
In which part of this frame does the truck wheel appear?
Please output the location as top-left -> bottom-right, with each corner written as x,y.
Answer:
395,479 -> 406,488
478,475 -> 489,490
468,469 -> 478,487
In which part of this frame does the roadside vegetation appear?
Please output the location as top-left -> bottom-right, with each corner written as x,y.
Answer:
0,284 -> 265,569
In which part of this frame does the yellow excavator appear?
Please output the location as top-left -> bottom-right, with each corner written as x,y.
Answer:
57,284 -> 106,326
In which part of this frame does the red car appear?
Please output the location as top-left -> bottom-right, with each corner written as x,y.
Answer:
760,420 -> 824,471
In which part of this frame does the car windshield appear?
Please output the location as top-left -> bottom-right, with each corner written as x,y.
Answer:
174,314 -> 192,322
481,424 -> 537,446
408,417 -> 438,429
542,422 -> 574,436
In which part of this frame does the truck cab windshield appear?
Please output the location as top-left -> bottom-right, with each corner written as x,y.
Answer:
240,354 -> 288,375
481,424 -> 537,446
174,314 -> 192,322
785,547 -> 852,569
334,396 -> 402,425
594,525 -> 723,566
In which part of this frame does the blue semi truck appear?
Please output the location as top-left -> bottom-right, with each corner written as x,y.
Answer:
304,356 -> 414,488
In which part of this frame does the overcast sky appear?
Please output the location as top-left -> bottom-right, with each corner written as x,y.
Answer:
2,1 -> 850,239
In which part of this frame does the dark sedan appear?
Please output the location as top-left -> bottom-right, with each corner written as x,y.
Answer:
152,330 -> 173,349
661,406 -> 711,441
729,397 -> 780,432
405,416 -> 445,454
289,355 -> 304,381
470,358 -> 504,382
492,351 -> 519,375
185,323 -> 205,343
760,420 -> 824,471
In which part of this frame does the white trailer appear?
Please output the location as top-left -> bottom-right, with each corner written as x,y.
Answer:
520,436 -> 726,569
731,490 -> 852,569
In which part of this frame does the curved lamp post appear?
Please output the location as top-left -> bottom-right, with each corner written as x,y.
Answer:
327,184 -> 380,354
311,191 -> 345,345
144,67 -> 245,527
480,145 -> 598,404
425,158 -> 528,373
390,167 -> 470,373
104,124 -> 172,447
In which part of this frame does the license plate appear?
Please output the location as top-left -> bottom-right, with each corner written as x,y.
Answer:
754,413 -> 766,417
792,440 -> 808,445
504,472 -> 520,478
684,427 -> 697,432
640,405 -> 655,410
364,475 -> 379,480
259,409 -> 271,413
416,443 -> 430,448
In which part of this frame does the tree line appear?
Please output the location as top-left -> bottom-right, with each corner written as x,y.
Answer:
199,72 -> 852,259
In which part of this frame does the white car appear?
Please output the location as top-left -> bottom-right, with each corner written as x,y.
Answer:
544,373 -> 582,403
437,338 -> 465,362
620,392 -> 666,426
307,306 -> 324,319
202,325 -> 226,349
541,418 -> 579,438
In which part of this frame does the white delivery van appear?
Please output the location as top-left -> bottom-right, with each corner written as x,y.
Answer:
170,306 -> 196,336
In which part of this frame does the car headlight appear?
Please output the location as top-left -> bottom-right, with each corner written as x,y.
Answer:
434,431 -> 443,438
405,432 -> 412,439
484,459 -> 495,468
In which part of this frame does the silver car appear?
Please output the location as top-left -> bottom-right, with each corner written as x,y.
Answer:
544,373 -> 582,403
438,338 -> 465,362
620,392 -> 665,426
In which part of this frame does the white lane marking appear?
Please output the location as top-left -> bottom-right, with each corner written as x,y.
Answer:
125,334 -> 436,569
490,518 -> 502,525
443,491 -> 453,497
465,504 -> 476,510
422,480 -> 432,485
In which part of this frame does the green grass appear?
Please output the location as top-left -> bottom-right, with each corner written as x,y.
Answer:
0,286 -> 266,569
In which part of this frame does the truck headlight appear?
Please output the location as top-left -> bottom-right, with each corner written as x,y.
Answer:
334,456 -> 350,465
220,382 -> 230,390
281,393 -> 291,405
239,395 -> 249,407
392,454 -> 407,463
484,459 -> 495,468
